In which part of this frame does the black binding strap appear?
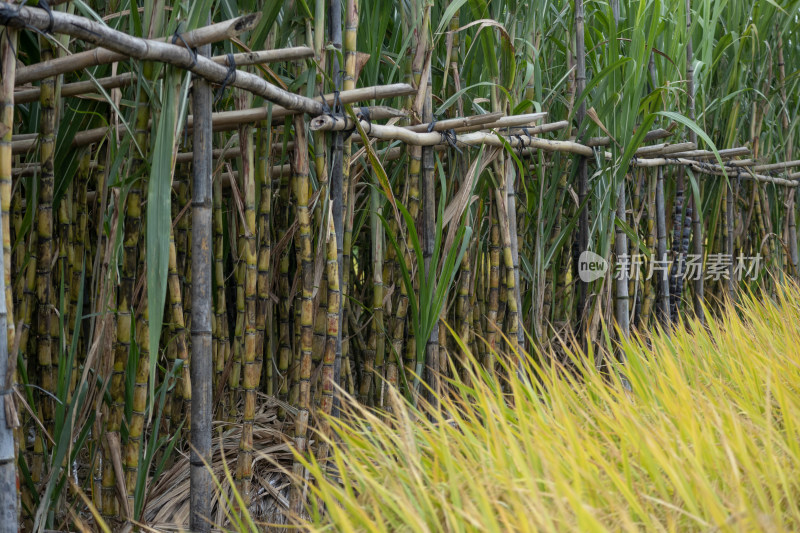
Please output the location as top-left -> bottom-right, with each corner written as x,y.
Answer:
214,53 -> 237,104
172,25 -> 198,70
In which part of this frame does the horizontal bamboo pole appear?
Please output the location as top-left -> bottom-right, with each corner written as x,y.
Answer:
667,147 -> 751,160
11,86 -> 411,153
340,120 -> 594,155
511,121 -> 570,139
309,110 -> 504,133
14,13 -> 261,86
405,111 -> 504,133
2,5 -> 322,114
585,128 -> 673,147
15,48 -> 315,104
211,46 -> 314,66
750,159 -> 800,173
633,157 -> 797,187
16,73 -> 134,104
633,141 -> 696,157
188,83 -> 414,129
452,112 -> 548,133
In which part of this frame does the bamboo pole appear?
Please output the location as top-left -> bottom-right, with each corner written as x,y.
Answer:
15,47 -> 314,104
667,147 -> 750,159
14,13 -> 262,86
189,39 -> 213,533
211,46 -> 314,66
586,127 -> 673,146
11,85 -> 415,153
311,109 -> 498,132
0,4 -> 323,114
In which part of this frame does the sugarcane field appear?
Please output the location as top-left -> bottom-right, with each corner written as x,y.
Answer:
1,0 -> 800,530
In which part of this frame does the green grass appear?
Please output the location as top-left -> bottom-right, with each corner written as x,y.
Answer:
289,284 -> 800,532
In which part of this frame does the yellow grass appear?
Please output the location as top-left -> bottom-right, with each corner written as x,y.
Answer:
292,284 -> 800,532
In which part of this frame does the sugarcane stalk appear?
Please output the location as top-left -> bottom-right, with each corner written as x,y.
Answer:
68,154 -> 91,399
35,30 -> 59,448
655,167 -> 670,323
289,113 -> 313,515
236,102 -> 259,507
494,188 -> 519,355
338,0 -> 359,411
256,123 -> 272,396
229,229 -> 245,420
456,245 -> 471,380
105,61 -> 151,518
0,115 -> 15,530
176,181 -> 189,293
57,175 -> 72,353
486,203 -> 501,360
277,216 -> 291,416
574,0 -> 589,333
507,160 -> 525,350
777,35 -> 797,276
166,230 -> 190,430
640,171 -> 657,326
686,0 -> 705,324
212,175 -> 229,396
0,18 -> 16,528
669,167 -> 685,321
421,66 -> 439,406
320,212 -> 339,440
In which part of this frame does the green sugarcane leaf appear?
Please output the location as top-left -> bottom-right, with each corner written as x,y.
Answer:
146,64 -> 183,424
656,110 -> 726,177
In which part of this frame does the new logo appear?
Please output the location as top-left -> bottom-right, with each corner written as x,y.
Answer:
578,250 -> 608,282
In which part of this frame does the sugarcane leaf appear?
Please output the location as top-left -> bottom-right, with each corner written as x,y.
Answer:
656,111 -> 726,176
614,216 -> 652,259
146,64 -> 183,423
346,105 -> 402,228
434,0 -> 469,36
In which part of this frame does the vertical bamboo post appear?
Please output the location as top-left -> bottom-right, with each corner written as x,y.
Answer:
574,0 -> 589,334
190,40 -> 213,533
686,0 -> 705,324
